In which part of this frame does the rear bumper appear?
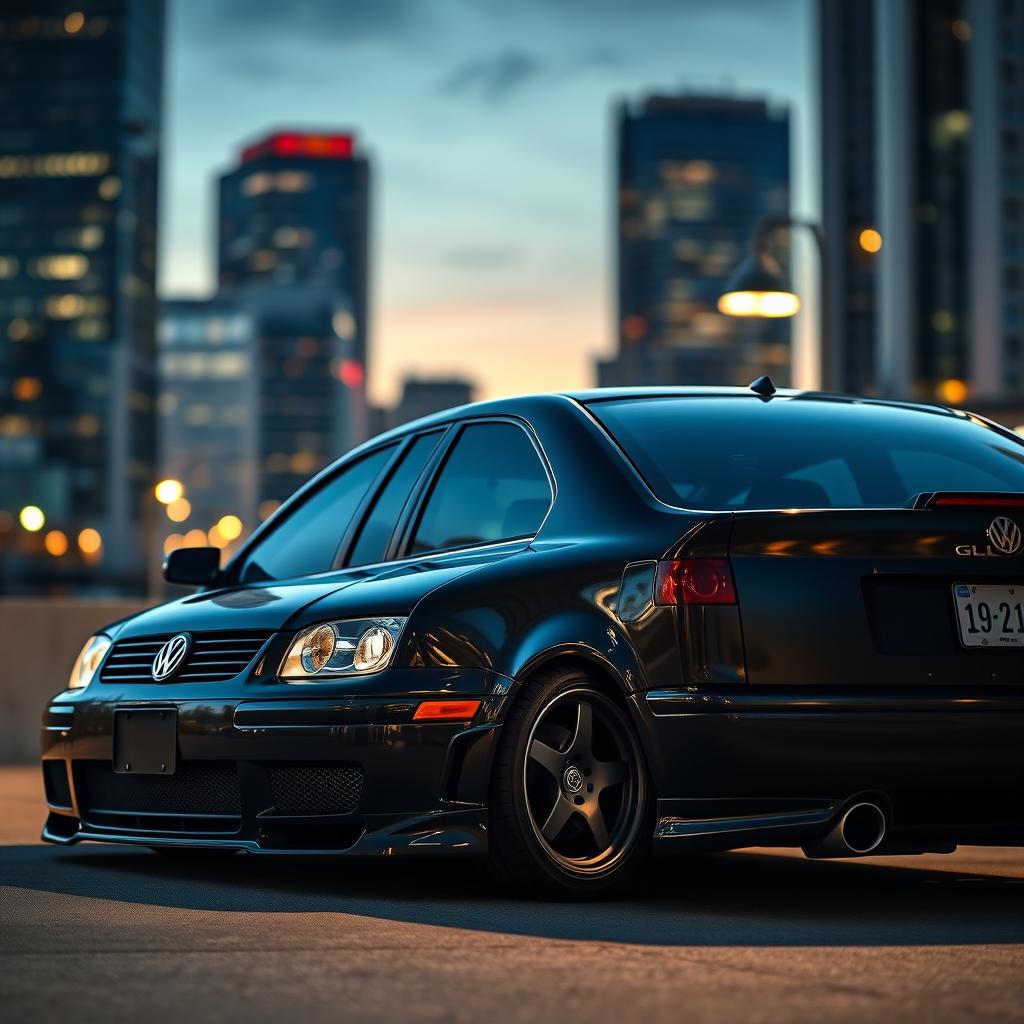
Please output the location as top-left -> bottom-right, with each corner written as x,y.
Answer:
638,686 -> 1024,853
40,677 -> 505,855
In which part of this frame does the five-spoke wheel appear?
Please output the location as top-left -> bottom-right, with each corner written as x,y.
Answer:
488,666 -> 649,894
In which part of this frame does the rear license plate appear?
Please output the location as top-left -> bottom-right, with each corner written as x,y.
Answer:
953,584 -> 1024,648
113,709 -> 177,774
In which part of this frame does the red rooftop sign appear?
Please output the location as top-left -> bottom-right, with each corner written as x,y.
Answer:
241,132 -> 355,163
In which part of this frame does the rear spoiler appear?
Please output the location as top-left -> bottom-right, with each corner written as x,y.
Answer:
911,492 -> 1024,509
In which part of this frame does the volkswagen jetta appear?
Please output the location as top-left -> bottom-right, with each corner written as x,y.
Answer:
41,383 -> 1024,893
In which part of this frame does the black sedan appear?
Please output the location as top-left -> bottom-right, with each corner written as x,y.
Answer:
41,384 -> 1024,893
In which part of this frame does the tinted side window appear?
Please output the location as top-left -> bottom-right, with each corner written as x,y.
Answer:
411,423 -> 550,554
348,432 -> 443,566
239,446 -> 393,582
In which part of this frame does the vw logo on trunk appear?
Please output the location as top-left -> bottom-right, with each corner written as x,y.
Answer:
987,517 -> 1022,556
152,633 -> 191,681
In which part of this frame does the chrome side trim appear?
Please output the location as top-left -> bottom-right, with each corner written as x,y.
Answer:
645,687 -> 1024,716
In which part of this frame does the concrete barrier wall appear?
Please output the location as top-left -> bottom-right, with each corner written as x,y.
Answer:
0,600 -> 148,763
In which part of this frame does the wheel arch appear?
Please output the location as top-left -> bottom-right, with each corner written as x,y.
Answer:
505,610 -> 647,700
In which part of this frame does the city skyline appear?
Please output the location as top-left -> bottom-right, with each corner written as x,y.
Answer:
160,0 -> 812,406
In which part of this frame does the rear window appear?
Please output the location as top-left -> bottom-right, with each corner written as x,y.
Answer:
590,396 -> 1024,510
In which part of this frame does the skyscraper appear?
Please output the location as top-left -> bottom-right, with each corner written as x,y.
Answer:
601,93 -> 791,388
0,2 -> 165,594
215,131 -> 371,499
819,0 -> 1024,402
158,297 -> 258,559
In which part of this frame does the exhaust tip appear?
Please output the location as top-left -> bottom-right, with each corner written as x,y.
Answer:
839,802 -> 886,854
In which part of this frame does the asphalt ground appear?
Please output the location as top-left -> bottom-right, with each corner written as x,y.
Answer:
1,766 -> 1021,1023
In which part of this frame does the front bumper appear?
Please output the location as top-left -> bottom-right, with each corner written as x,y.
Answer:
41,668 -> 508,855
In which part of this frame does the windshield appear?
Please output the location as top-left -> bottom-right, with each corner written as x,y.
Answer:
589,396 -> 1024,510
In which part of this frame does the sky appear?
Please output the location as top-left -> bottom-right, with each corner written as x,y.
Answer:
160,0 -> 814,406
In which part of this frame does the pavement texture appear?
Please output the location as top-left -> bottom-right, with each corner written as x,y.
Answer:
1,766 -> 1022,1024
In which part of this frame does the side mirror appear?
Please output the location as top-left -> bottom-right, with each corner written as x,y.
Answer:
164,546 -> 222,586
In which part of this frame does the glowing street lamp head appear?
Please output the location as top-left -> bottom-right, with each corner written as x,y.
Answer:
717,250 -> 800,320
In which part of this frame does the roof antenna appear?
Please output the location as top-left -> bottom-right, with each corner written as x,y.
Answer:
748,375 -> 777,398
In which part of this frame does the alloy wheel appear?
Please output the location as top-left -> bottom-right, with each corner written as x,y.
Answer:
521,687 -> 645,875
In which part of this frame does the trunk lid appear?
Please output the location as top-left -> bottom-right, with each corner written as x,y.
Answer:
730,505 -> 1024,686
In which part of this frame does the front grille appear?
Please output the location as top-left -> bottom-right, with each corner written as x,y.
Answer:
100,631 -> 272,684
77,761 -> 242,816
267,764 -> 363,815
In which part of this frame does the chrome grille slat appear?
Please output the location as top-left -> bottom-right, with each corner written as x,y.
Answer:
100,631 -> 273,685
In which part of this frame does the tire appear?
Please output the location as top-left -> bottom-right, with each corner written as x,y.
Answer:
487,665 -> 651,896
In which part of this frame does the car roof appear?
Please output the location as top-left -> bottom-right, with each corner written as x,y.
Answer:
363,387 -> 966,453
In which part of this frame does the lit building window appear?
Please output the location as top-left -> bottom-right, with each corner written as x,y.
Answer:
273,226 -> 311,248
44,294 -> 108,319
242,173 -> 271,196
0,415 -> 32,437
79,226 -> 104,249
30,253 -> 89,279
185,404 -> 213,425
0,151 -> 111,178
74,415 -> 100,437
98,175 -> 121,200
332,310 -> 356,339
0,255 -> 18,278
250,250 -> 277,271
12,377 -> 41,401
274,171 -> 312,192
73,318 -> 108,340
7,318 -> 33,341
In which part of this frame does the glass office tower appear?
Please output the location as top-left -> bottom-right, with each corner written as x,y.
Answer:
0,1 -> 164,594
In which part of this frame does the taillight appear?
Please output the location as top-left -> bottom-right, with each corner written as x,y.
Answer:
656,559 -> 737,605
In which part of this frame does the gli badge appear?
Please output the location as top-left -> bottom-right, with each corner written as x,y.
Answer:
955,517 -> 1023,558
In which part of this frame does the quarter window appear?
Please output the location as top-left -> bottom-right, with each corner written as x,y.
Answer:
238,445 -> 394,582
410,423 -> 550,554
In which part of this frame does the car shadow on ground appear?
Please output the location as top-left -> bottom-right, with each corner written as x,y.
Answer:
3,843 -> 1022,947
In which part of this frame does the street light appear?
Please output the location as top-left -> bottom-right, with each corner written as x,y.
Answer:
718,215 -> 832,390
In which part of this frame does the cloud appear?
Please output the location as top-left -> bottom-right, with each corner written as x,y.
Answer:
435,46 -> 625,104
438,49 -> 546,103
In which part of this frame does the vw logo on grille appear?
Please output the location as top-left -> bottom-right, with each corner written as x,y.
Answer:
152,633 -> 191,681
987,517 -> 1022,556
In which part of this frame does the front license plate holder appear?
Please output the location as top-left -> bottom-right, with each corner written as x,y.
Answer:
952,583 -> 1024,648
113,709 -> 177,774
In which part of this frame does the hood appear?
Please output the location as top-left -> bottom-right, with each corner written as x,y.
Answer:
111,557 -> 490,640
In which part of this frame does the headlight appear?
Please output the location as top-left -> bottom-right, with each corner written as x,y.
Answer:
280,618 -> 407,680
68,634 -> 111,690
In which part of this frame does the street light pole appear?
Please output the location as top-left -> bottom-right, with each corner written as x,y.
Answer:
719,215 -> 833,392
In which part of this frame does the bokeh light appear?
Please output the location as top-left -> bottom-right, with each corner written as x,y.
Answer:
154,478 -> 184,504
44,530 -> 68,556
19,505 -> 45,532
77,528 -> 102,555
